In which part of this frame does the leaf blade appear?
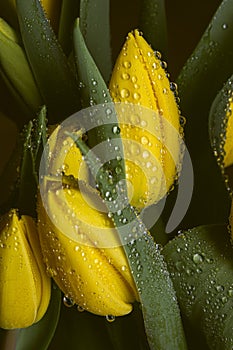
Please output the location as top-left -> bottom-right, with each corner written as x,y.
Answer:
80,0 -> 112,82
16,0 -> 81,123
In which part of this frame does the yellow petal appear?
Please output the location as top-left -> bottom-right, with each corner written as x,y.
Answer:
224,96 -> 233,168
37,182 -> 138,317
40,0 -> 62,32
0,210 -> 50,329
46,125 -> 88,180
21,215 -> 51,323
0,210 -> 39,329
109,30 -> 182,208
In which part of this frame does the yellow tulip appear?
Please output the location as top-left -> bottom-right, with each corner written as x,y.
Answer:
40,0 -> 62,32
38,136 -> 138,317
109,30 -> 182,208
5,0 -> 62,32
0,209 -> 51,329
224,95 -> 233,168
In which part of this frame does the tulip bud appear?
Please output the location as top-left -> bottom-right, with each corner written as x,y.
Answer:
224,96 -> 233,168
38,141 -> 138,317
0,210 -> 51,329
40,0 -> 62,32
109,30 -> 182,208
209,77 -> 233,169
0,18 -> 42,114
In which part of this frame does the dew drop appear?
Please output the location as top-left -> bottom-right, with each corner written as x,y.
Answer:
63,296 -> 74,307
106,315 -> 115,322
160,61 -> 167,69
154,51 -> 162,60
121,72 -> 130,80
92,79 -> 98,86
141,136 -> 149,145
123,61 -> 131,69
170,82 -> 178,92
120,88 -> 130,98
133,92 -> 141,100
216,285 -> 224,293
131,76 -> 137,83
112,125 -> 121,134
192,253 -> 203,264
222,23 -> 228,30
77,305 -> 85,312
142,151 -> 149,159
222,296 -> 228,303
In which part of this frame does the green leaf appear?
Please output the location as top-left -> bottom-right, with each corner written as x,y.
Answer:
175,0 -> 233,228
16,0 -> 81,123
139,0 -> 168,58
0,18 -> 42,119
177,0 -> 233,114
18,106 -> 47,216
68,133 -> 188,350
80,0 -> 112,82
73,22 -> 126,183
15,283 -> 61,350
58,0 -> 80,55
73,18 -> 112,107
163,224 -> 233,349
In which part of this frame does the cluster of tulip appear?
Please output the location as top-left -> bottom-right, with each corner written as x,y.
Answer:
0,0 -> 233,349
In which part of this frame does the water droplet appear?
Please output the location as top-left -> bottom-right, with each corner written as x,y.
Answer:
142,151 -> 149,159
92,79 -> 97,86
77,305 -> 85,312
160,61 -> 167,69
106,315 -> 115,322
154,51 -> 162,60
120,88 -> 130,98
141,136 -> 149,145
216,285 -> 224,293
121,265 -> 127,271
112,125 -> 121,134
63,296 -> 74,307
222,296 -> 228,303
133,92 -> 140,100
192,253 -> 203,264
123,61 -> 131,69
121,72 -> 130,80
131,76 -> 137,83
170,82 -> 178,92
222,23 -> 228,30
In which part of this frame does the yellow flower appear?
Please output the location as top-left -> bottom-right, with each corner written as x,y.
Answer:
109,30 -> 182,208
39,0 -> 62,32
38,134 -> 138,317
0,209 -> 51,329
224,95 -> 233,168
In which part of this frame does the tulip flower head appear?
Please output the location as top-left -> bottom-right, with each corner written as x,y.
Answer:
0,209 -> 51,329
109,30 -> 182,208
224,94 -> 233,168
38,141 -> 138,317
